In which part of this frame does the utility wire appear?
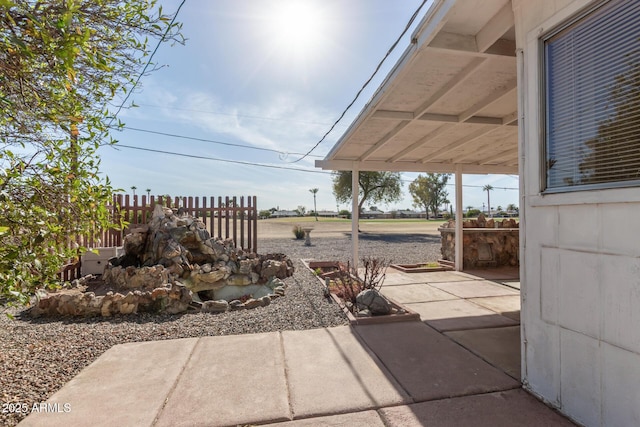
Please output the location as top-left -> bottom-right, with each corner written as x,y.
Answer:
135,103 -> 339,127
120,126 -> 324,158
107,0 -> 187,127
288,0 -> 430,163
114,143 -> 518,190
116,144 -> 331,174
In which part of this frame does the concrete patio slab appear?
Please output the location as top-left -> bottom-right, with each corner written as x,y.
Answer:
381,283 -> 457,304
378,389 -> 576,426
381,272 -> 423,286
265,410 -> 385,426
354,322 -> 520,402
20,338 -> 199,427
407,299 -> 519,331
463,267 -> 520,281
282,326 -> 411,419
429,280 -> 520,298
391,271 -> 476,283
469,295 -> 521,321
154,333 -> 290,427
445,326 -> 522,380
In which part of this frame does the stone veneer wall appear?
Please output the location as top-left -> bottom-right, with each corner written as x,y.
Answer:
440,215 -> 519,268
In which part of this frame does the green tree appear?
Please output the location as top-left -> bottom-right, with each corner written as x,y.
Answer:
0,0 -> 183,308
483,185 -> 494,217
408,173 -> 450,219
332,171 -> 402,216
309,188 -> 318,221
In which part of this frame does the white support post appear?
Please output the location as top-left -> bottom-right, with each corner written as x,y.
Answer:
455,165 -> 463,271
351,167 -> 359,268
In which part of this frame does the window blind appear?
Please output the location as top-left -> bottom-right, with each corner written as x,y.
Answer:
544,0 -> 640,191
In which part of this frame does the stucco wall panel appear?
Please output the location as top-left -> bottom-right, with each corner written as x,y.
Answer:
600,203 -> 640,257
558,204 -> 600,251
602,343 -> 640,427
557,249 -> 600,339
600,254 -> 640,354
523,319 -> 561,405
560,328 -> 602,427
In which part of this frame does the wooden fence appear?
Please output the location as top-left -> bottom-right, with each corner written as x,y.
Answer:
105,194 -> 258,252
60,194 -> 258,282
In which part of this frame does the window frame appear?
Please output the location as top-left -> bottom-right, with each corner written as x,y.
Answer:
540,0 -> 640,194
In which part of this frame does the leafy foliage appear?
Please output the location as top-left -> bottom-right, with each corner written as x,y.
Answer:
0,0 -> 183,308
332,171 -> 402,215
408,173 -> 450,219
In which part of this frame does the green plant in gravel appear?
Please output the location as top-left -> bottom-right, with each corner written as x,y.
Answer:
292,225 -> 305,240
0,0 -> 184,310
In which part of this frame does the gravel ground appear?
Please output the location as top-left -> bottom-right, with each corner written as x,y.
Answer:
0,234 -> 441,426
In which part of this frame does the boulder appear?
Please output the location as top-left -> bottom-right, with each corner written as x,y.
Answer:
356,289 -> 392,315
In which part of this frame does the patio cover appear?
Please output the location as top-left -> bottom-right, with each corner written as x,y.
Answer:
315,0 -> 518,269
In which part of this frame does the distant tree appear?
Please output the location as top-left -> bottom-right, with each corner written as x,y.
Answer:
497,205 -> 503,212
506,203 -> 517,212
259,210 -> 272,219
146,188 -> 152,199
332,171 -> 402,216
130,186 -> 137,197
339,209 -> 351,218
296,206 -> 306,216
269,207 -> 278,213
369,206 -> 378,211
309,188 -> 319,221
408,173 -> 450,219
466,208 -> 481,218
483,185 -> 494,217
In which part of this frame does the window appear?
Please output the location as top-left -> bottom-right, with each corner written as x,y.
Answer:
543,0 -> 640,192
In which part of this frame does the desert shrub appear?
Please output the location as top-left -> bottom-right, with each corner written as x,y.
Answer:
329,257 -> 389,310
292,225 -> 305,239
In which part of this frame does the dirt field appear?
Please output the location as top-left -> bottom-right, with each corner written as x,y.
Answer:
257,217 -> 446,239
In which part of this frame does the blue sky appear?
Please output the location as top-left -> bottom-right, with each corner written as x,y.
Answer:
99,0 -> 520,212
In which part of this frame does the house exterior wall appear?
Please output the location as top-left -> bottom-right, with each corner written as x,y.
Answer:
514,0 -> 640,425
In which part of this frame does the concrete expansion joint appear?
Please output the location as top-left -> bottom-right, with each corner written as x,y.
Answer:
151,338 -> 201,426
277,331 -> 294,421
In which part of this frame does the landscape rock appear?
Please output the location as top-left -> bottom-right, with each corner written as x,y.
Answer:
356,289 -> 392,315
201,300 -> 229,313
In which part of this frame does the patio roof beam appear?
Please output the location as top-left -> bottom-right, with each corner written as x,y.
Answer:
359,120 -> 411,161
477,146 -> 519,164
426,31 -> 516,58
412,56 -> 486,118
314,159 -> 518,174
388,123 -> 454,162
420,125 -> 498,163
458,80 -> 517,122
475,2 -> 515,53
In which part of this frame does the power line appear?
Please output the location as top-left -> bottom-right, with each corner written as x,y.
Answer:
289,0 -> 431,163
108,0 -> 187,126
119,126 -> 324,158
114,142 -> 520,190
116,144 -> 332,174
134,103 -> 340,127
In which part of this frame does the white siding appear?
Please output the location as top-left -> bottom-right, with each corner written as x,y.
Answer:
514,0 -> 640,425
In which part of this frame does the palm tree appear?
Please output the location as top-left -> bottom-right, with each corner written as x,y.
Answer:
483,185 -> 493,217
130,186 -> 137,197
309,188 -> 319,221
146,188 -> 151,199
